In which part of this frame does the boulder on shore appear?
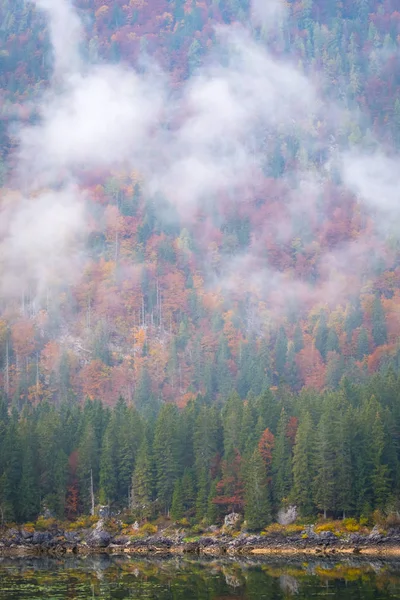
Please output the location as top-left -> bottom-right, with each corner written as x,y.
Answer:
86,520 -> 111,548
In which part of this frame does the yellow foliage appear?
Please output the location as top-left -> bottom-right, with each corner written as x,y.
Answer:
140,522 -> 157,535
35,517 -> 57,531
95,5 -> 109,18
67,515 -> 99,531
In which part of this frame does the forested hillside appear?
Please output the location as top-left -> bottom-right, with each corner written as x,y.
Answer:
0,0 -> 400,410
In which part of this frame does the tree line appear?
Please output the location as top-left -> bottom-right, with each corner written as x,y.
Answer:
1,370 -> 400,529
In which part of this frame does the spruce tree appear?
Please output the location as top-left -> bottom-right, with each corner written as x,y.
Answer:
326,328 -> 339,354
195,467 -> 209,522
244,448 -> 271,530
272,409 -> 292,508
335,407 -> 354,518
313,409 -> 336,518
371,410 -> 390,509
315,312 -> 329,361
222,392 -> 243,455
153,404 -> 179,514
274,326 -> 288,376
131,436 -> 153,520
357,327 -> 369,360
19,430 -> 40,522
99,421 -> 117,505
292,412 -> 315,515
171,479 -> 184,521
77,422 -> 99,513
371,295 -> 387,347
293,324 -> 304,353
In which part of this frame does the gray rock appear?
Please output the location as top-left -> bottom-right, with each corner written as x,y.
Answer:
32,532 -> 53,545
278,506 -> 298,525
20,529 -> 34,540
87,529 -> 111,548
223,513 -> 241,529
86,519 -> 111,548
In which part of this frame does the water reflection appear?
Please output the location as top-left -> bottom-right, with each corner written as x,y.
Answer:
1,556 -> 400,599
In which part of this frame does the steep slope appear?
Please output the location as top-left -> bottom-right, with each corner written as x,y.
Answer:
0,0 -> 399,407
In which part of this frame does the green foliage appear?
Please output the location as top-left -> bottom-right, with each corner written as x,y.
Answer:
244,448 -> 271,530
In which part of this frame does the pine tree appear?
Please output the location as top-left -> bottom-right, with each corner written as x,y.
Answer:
171,479 -> 184,521
240,403 -> 257,454
195,467 -> 209,522
285,342 -> 300,390
326,329 -> 339,354
206,479 -> 219,524
222,392 -> 243,455
371,295 -> 387,347
116,402 -> 143,504
274,326 -> 288,376
315,312 -> 329,361
272,409 -> 292,508
19,429 -> 40,522
313,408 -> 336,518
370,409 -> 390,509
357,327 -> 369,360
335,407 -> 353,518
153,404 -> 179,514
292,412 -> 315,516
77,422 -> 99,513
244,448 -> 271,530
293,324 -> 304,353
181,468 -> 196,513
131,436 -> 153,520
99,421 -> 117,505
345,299 -> 363,341
1,412 -> 21,520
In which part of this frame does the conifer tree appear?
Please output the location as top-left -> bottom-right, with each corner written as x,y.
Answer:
335,406 -> 354,518
292,412 -> 315,515
207,480 -> 219,524
131,436 -> 153,520
244,448 -> 271,530
272,409 -> 292,508
1,412 -> 21,520
99,421 -> 117,505
222,392 -> 243,455
293,324 -> 304,353
77,422 -> 99,513
313,409 -> 336,518
153,404 -> 179,514
181,467 -> 196,513
171,478 -> 184,521
370,410 -> 390,509
19,430 -> 40,521
357,327 -> 369,360
274,326 -> 288,376
315,312 -> 329,361
371,295 -> 387,347
195,467 -> 209,522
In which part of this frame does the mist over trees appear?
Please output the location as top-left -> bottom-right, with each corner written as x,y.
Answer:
0,0 -> 399,406
0,0 -> 400,527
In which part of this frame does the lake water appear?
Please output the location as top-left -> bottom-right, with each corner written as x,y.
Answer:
1,555 -> 400,599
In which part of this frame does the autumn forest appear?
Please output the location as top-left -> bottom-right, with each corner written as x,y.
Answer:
0,0 -> 400,523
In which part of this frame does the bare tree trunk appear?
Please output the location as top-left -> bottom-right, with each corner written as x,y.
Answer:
90,469 -> 95,516
36,353 -> 39,402
5,338 -> 9,397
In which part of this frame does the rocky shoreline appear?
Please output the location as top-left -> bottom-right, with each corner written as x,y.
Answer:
2,521 -> 400,558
